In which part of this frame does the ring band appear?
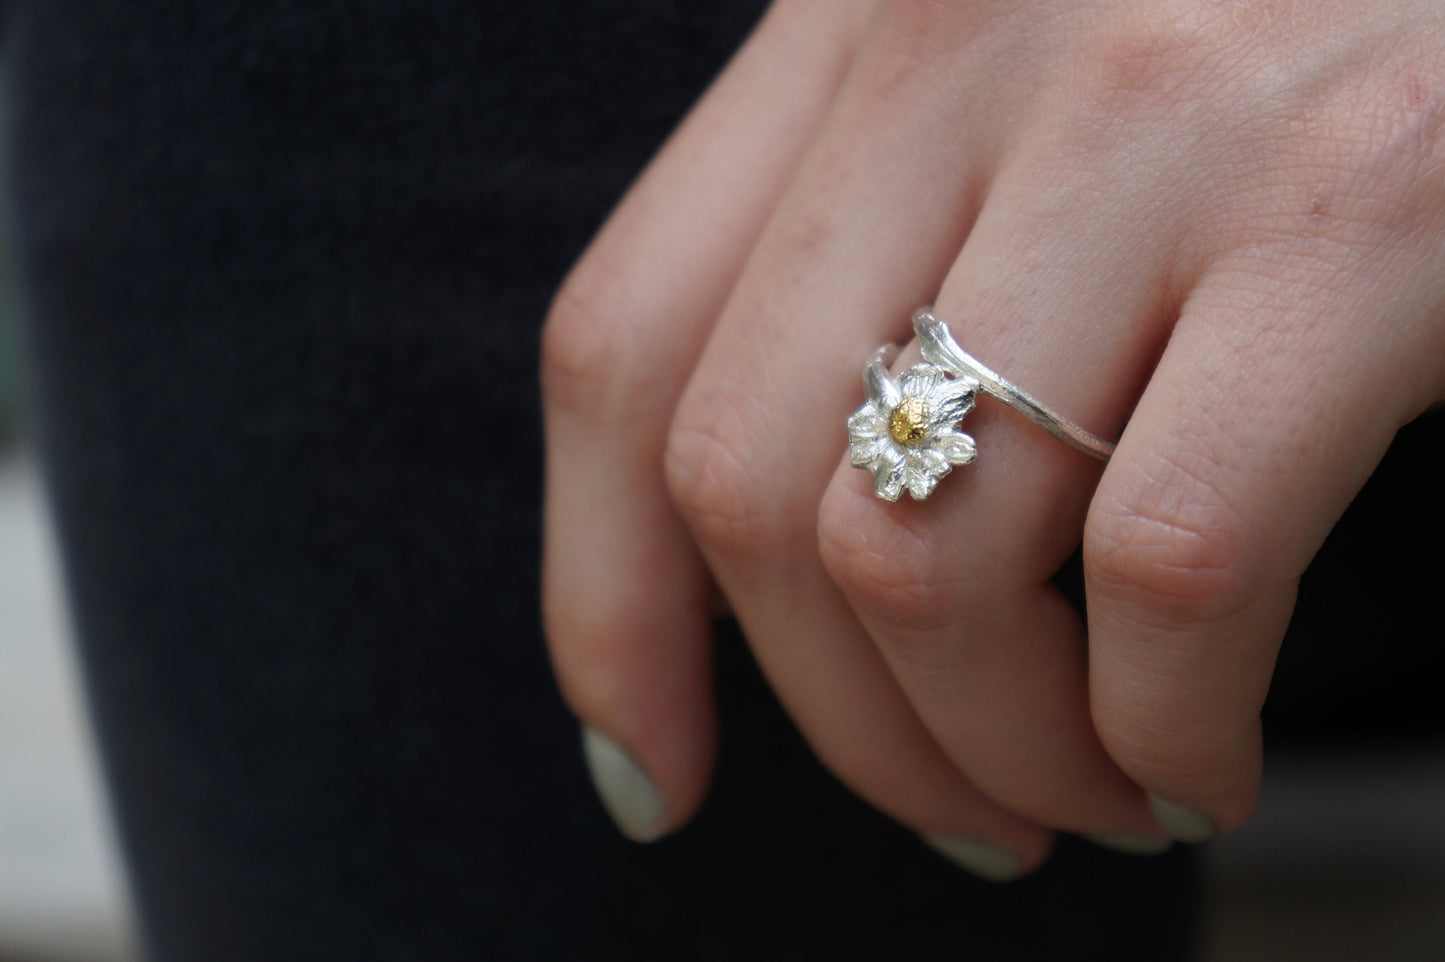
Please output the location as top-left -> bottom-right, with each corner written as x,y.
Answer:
847,307 -> 1115,502
913,308 -> 1115,461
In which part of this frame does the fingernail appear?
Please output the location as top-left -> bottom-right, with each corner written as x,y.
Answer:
581,726 -> 666,842
1085,832 -> 1173,856
1147,794 -> 1214,843
919,834 -> 1024,882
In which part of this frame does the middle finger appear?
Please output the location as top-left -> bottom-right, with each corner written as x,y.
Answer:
666,10 -> 1053,867
818,123 -> 1196,841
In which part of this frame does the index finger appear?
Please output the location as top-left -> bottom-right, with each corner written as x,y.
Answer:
542,0 -> 873,840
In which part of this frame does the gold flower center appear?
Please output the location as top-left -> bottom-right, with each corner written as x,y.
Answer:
888,397 -> 930,447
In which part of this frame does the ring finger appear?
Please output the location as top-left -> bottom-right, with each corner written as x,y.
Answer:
818,134 -> 1199,843
666,16 -> 1058,871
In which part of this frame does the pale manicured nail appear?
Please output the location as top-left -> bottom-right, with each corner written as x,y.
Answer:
920,834 -> 1024,882
1148,794 -> 1214,843
1085,832 -> 1173,856
581,726 -> 666,843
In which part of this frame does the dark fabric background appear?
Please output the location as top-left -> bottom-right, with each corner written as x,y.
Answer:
2,1 -> 1436,960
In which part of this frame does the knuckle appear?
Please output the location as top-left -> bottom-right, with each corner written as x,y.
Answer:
664,397 -> 783,561
769,0 -> 853,25
855,0 -> 1003,106
1077,1 -> 1253,121
851,5 -> 945,109
870,0 -> 964,52
1085,451 -> 1255,624
1115,16 -> 1445,250
1285,71 -> 1445,244
540,265 -> 643,421
817,485 -> 953,632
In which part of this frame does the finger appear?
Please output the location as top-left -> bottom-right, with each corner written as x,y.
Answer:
817,154 -> 1181,843
1084,242 -> 1445,841
541,0 -> 872,841
667,10 -> 1055,872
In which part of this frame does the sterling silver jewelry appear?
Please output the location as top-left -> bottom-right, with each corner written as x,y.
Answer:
848,307 -> 1115,502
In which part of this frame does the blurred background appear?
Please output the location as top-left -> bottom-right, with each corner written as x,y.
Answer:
0,59 -> 1442,962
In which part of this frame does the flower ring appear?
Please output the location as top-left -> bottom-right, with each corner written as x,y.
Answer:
848,349 -> 979,502
848,308 -> 1116,502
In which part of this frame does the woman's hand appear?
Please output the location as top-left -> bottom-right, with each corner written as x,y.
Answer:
540,0 -> 1445,877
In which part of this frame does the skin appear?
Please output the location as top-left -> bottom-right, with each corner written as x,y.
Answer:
540,0 -> 1445,873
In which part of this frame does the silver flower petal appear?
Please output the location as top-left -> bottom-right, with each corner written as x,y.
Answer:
873,447 -> 908,502
864,355 -> 902,410
929,378 -> 978,428
847,409 -> 887,440
848,354 -> 981,502
850,436 -> 891,468
908,447 -> 951,480
897,363 -> 946,400
934,429 -> 978,465
905,471 -> 940,501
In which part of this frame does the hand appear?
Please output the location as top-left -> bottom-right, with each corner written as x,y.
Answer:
540,0 -> 1445,876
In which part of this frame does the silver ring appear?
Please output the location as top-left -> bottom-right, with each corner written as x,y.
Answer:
847,307 -> 1116,502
